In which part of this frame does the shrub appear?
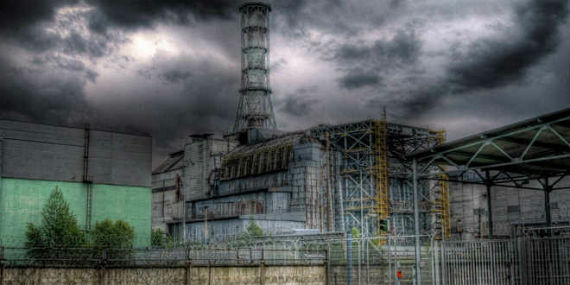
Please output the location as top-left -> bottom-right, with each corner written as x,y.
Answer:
92,219 -> 135,260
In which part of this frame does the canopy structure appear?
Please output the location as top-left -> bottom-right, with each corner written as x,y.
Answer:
411,107 -> 569,185
410,107 -> 570,232
406,107 -> 570,284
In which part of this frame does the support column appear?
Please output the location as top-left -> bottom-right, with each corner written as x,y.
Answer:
485,171 -> 493,238
412,159 -> 422,285
544,178 -> 552,228
347,233 -> 353,285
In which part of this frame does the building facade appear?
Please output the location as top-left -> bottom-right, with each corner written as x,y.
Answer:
0,120 -> 152,247
450,178 -> 570,239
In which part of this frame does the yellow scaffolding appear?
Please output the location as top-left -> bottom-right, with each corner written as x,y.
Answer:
438,173 -> 451,238
373,120 -> 390,239
434,130 -> 451,239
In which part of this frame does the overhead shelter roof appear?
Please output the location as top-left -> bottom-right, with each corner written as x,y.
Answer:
409,107 -> 570,188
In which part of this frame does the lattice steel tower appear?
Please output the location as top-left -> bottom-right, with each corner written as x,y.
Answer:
233,2 -> 276,132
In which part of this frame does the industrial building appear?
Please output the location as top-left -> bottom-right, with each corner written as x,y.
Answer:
152,2 -> 451,242
0,120 -> 153,247
449,179 -> 570,239
152,2 -> 570,245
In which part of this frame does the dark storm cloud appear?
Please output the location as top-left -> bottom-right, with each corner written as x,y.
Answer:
335,28 -> 421,89
31,54 -> 99,82
89,55 -> 239,154
389,0 -> 406,9
0,0 -> 79,49
335,28 -> 421,66
0,54 -> 89,125
398,0 -> 569,116
448,0 -> 568,90
278,86 -> 319,116
0,1 -> 124,59
160,69 -> 192,84
62,31 -> 116,58
0,0 -> 246,165
338,71 -> 381,89
0,0 -> 568,166
85,0 -> 236,32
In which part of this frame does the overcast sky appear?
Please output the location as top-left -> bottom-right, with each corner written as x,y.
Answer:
1,0 -> 568,165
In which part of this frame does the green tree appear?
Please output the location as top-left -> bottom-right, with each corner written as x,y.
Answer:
227,219 -> 264,247
92,219 -> 135,260
245,220 -> 263,237
25,187 -> 86,260
151,228 -> 167,248
351,227 -> 361,238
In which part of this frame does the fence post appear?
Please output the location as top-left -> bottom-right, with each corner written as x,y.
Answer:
260,260 -> 265,285
440,241 -> 446,285
185,259 -> 192,285
434,241 -> 440,285
208,260 -> 212,285
327,244 -> 331,285
517,237 -> 525,285
388,237 -> 392,285
98,249 -> 107,285
347,233 -> 353,285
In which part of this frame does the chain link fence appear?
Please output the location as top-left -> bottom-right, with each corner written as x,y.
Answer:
439,236 -> 570,285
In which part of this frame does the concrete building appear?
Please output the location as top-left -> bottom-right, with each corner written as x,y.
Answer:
0,120 -> 152,247
153,122 -> 448,242
449,179 -> 570,239
152,134 -> 236,235
152,2 -> 449,242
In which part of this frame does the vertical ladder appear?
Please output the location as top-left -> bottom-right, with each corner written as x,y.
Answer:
374,121 -> 389,240
433,130 -> 451,239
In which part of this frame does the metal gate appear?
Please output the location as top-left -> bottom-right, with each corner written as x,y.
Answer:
439,237 -> 570,285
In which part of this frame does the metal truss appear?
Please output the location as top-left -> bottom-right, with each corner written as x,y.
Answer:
233,3 -> 276,132
413,114 -> 570,189
410,108 -> 570,240
311,120 -> 441,237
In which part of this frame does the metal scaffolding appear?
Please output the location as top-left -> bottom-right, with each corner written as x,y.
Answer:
311,120 -> 441,237
430,130 -> 451,240
373,121 -> 389,239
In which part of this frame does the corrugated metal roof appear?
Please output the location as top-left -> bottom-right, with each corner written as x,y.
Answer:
410,107 -> 570,176
225,132 -> 304,158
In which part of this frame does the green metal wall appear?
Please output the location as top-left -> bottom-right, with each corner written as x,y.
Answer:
0,178 -> 151,247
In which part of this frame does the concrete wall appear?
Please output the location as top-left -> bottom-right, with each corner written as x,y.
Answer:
185,216 -> 305,242
184,136 -> 234,201
1,265 -> 326,285
151,136 -> 235,233
190,191 -> 291,220
152,168 -> 184,231
0,120 -> 153,247
450,179 -> 570,238
0,120 -> 151,187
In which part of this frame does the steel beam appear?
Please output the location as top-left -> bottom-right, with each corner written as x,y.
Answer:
412,158 -> 422,285
485,171 -> 493,238
544,177 -> 552,229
